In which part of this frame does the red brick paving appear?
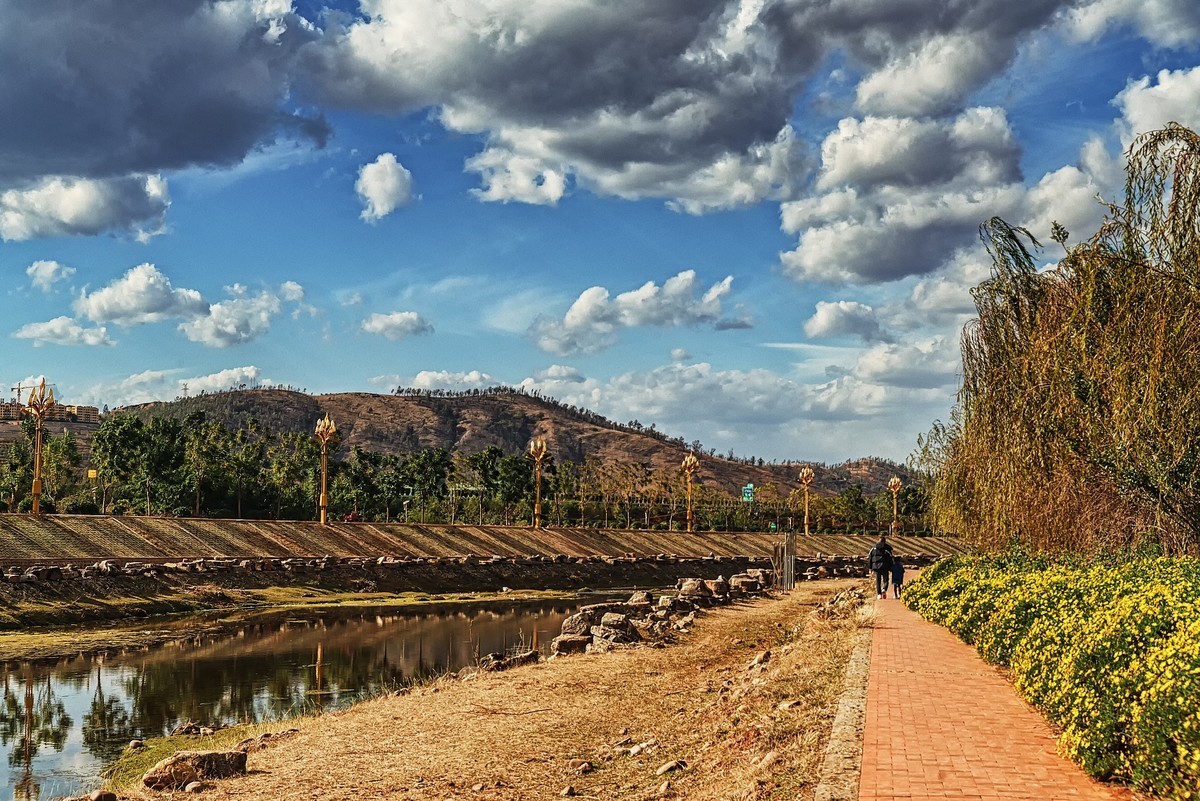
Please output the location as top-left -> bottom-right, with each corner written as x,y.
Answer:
859,595 -> 1133,801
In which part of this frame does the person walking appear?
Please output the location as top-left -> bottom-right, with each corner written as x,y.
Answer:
868,534 -> 894,599
891,558 -> 905,599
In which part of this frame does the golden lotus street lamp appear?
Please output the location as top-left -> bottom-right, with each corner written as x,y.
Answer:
527,436 -> 549,528
887,475 -> 902,533
314,414 -> 337,525
682,452 -> 699,532
798,464 -> 815,535
24,379 -> 56,515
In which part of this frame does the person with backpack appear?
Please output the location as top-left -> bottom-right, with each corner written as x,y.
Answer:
868,533 -> 895,599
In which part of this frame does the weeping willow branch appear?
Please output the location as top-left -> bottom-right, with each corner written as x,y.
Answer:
919,123 -> 1200,555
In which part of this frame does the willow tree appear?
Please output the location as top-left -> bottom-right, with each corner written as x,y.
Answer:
923,123 -> 1200,554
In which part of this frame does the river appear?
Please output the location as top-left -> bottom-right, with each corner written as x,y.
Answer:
0,599 -> 590,800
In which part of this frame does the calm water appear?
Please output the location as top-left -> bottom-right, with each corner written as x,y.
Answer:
0,600 -> 588,800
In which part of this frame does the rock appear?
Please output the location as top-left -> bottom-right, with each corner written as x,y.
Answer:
749,650 -> 771,669
88,791 -> 118,801
655,759 -> 686,775
184,780 -> 206,793
678,578 -> 710,597
561,786 -> 577,796
559,612 -> 592,636
729,573 -> 762,594
599,612 -> 630,629
478,652 -> 505,671
704,576 -> 730,596
504,649 -> 539,669
627,590 -> 654,605
757,750 -> 779,770
568,758 -> 593,773
657,780 -> 672,796
590,624 -> 639,644
128,739 -> 145,749
472,783 -> 486,791
480,649 -> 540,671
551,634 -> 591,655
142,759 -> 199,791
142,750 -> 248,790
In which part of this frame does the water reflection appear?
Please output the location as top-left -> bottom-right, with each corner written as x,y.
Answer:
0,600 -> 583,800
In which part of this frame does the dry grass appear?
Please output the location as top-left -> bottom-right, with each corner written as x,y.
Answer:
115,580 -> 865,801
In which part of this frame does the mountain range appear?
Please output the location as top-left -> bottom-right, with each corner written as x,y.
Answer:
121,388 -> 912,497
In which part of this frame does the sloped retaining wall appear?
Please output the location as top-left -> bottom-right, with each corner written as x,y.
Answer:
0,514 -> 968,562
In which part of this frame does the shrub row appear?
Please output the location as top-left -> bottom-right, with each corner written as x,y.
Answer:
904,553 -> 1200,798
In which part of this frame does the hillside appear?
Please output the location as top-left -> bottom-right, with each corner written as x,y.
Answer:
119,388 -> 912,496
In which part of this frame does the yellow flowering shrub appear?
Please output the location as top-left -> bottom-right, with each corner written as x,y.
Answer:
905,553 -> 1200,797
1127,616 -> 1200,797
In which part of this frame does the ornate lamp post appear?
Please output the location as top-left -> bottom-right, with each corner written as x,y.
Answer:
314,414 -> 336,525
682,452 -> 699,532
887,475 -> 902,533
527,436 -> 549,528
25,379 -> 56,515
798,465 -> 814,535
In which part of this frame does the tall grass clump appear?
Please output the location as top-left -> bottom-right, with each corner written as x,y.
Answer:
916,123 -> 1200,556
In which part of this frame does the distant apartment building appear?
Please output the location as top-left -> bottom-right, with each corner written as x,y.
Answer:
0,402 -> 101,424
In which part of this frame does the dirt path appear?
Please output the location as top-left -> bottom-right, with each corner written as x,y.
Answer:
123,580 -> 866,801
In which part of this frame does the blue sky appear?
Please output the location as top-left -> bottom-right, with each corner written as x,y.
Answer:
2,0 -> 1199,463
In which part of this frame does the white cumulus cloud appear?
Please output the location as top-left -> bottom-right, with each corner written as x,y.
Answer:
1116,66 -> 1200,144
530,270 -> 741,356
804,301 -> 888,342
183,365 -> 269,393
12,316 -> 113,347
411,369 -> 494,390
74,263 -> 207,326
178,288 -> 283,348
361,311 -> 434,340
356,153 -> 415,221
26,260 -> 76,292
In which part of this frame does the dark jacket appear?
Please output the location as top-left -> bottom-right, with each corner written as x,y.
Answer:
868,539 -> 894,571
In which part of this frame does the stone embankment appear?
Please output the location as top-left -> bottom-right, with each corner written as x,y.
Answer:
0,551 -> 925,587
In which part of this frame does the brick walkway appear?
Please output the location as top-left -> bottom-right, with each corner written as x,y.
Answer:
859,596 -> 1133,801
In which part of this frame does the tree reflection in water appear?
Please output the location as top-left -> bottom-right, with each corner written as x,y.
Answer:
1,600 -> 579,799
82,666 -> 134,766
0,667 -> 74,800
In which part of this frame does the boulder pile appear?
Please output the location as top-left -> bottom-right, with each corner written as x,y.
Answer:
550,568 -> 772,656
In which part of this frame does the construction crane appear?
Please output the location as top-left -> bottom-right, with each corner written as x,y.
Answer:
11,380 -> 58,404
